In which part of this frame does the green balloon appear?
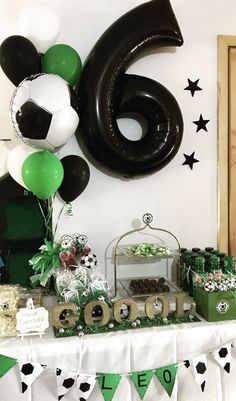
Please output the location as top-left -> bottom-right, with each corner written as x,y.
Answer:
22,151 -> 64,200
42,44 -> 82,87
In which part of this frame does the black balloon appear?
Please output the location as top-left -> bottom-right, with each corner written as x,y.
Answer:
58,155 -> 90,203
0,35 -> 41,86
77,0 -> 184,176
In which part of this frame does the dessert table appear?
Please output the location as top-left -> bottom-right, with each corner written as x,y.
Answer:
1,315 -> 236,401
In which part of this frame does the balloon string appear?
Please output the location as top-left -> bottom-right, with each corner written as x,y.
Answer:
45,199 -> 53,241
37,197 -> 54,242
67,203 -> 73,216
53,203 -> 66,240
37,198 -> 50,235
37,198 -> 46,221
37,196 -> 70,243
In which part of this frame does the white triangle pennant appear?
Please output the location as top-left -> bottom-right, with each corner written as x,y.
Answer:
184,360 -> 191,370
190,354 -> 207,392
77,374 -> 96,401
19,362 -> 46,393
212,343 -> 231,373
56,368 -> 78,400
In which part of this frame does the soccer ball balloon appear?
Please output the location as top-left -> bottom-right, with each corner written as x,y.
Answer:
10,73 -> 79,150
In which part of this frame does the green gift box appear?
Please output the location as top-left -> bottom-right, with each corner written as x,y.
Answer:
195,287 -> 236,321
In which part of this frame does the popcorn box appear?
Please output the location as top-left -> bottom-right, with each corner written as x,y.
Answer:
195,287 -> 236,322
0,285 -> 20,337
0,285 -> 43,337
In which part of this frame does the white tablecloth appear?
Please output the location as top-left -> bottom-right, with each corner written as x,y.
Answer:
1,317 -> 236,401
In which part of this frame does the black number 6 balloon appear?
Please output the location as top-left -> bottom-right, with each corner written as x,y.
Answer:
77,0 -> 184,176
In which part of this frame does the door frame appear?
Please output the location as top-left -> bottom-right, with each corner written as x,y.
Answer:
218,35 -> 236,254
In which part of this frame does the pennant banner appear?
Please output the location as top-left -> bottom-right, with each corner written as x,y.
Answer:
0,354 -> 17,378
212,343 -> 231,373
191,354 -> 207,392
130,370 -> 153,399
155,364 -> 178,397
98,373 -> 121,401
20,362 -> 46,393
56,368 -> 77,400
0,341 -> 235,400
77,374 -> 96,401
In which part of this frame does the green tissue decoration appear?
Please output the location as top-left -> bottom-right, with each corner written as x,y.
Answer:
29,239 -> 61,286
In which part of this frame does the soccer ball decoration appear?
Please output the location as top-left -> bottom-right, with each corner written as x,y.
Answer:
20,362 -> 46,393
222,279 -> 231,290
92,305 -> 103,321
61,236 -> 74,249
80,253 -> 97,268
56,368 -> 76,400
120,303 -> 129,319
216,300 -> 230,314
230,278 -> 236,289
204,281 -> 215,292
194,361 -> 207,392
77,376 -> 96,401
216,346 -> 231,373
215,282 -> 225,292
10,73 -> 79,151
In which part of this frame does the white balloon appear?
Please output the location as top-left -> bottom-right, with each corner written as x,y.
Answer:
0,67 -> 15,141
0,143 -> 10,181
0,136 -> 22,181
18,3 -> 60,53
7,143 -> 38,188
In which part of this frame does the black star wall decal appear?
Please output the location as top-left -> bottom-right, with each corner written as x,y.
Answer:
184,79 -> 202,97
193,114 -> 210,132
182,152 -> 199,170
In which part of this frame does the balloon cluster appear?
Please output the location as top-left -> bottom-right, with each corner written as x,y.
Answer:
0,3 -> 89,201
1,0 -> 184,199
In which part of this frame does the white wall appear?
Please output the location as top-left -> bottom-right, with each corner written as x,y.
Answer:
1,0 -> 236,285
